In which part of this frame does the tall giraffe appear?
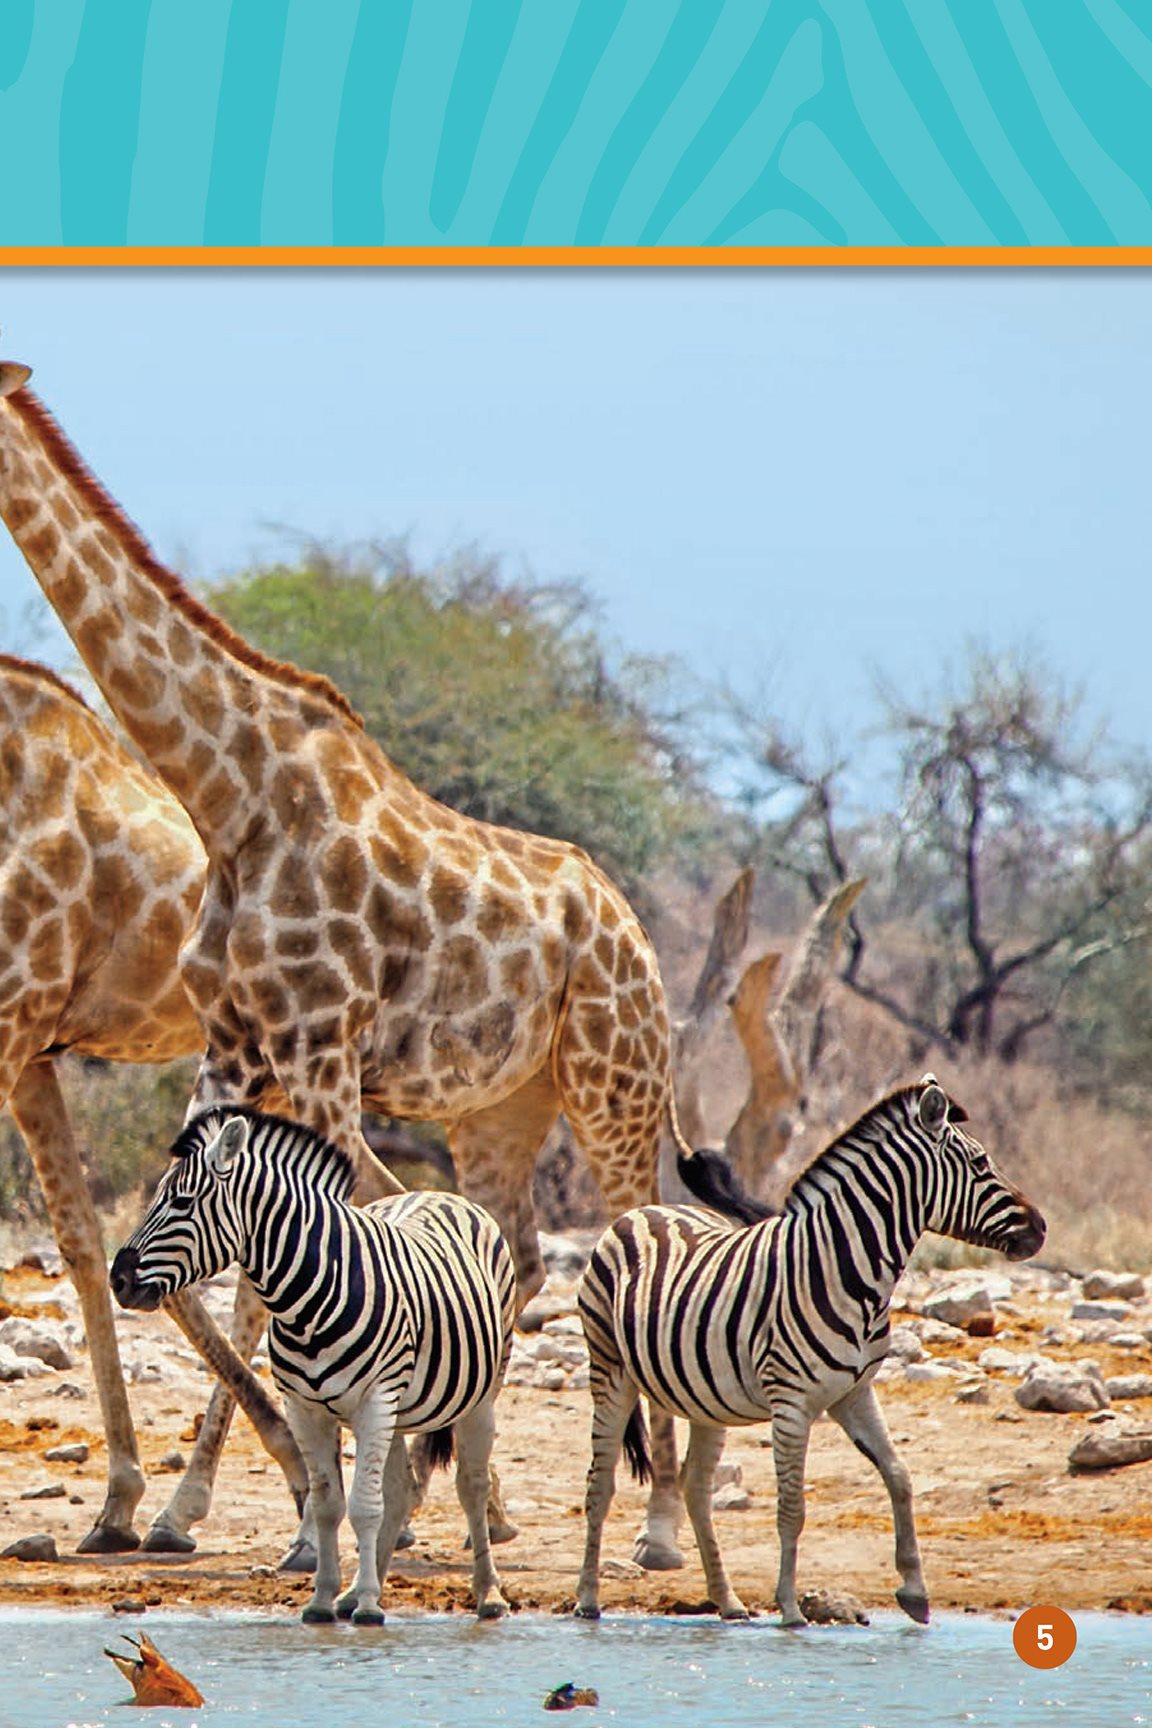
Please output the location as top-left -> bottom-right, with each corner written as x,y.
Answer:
0,358 -> 689,1569
0,652 -> 307,1549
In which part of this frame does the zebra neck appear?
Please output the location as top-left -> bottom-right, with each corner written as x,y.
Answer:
240,1183 -> 354,1327
785,1142 -> 928,1308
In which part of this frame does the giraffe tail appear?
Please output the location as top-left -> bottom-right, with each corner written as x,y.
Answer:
676,1143 -> 777,1226
622,1403 -> 652,1486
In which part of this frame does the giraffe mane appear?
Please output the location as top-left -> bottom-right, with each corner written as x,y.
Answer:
7,387 -> 366,732
0,650 -> 95,712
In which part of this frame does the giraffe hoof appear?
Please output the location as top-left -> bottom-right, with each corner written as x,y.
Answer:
464,1520 -> 520,1550
573,1602 -> 602,1621
394,1525 -> 416,1551
141,1525 -> 197,1555
895,1587 -> 930,1625
277,1538 -> 318,1574
77,1525 -> 141,1555
631,1535 -> 684,1572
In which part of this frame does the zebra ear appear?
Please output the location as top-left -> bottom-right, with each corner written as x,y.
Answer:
207,1116 -> 249,1176
917,1082 -> 948,1136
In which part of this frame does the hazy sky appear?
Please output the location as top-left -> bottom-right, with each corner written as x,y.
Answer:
0,268 -> 1148,791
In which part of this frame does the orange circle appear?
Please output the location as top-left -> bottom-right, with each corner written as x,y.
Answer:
1013,1605 -> 1077,1669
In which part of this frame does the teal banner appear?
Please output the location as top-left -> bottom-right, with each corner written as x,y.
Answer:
1,1 -> 1150,247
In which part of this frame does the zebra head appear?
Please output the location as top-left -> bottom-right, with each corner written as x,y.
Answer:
913,1076 -> 1046,1261
110,1114 -> 252,1311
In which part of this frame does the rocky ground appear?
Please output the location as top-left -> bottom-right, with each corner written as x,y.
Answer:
2,1240 -> 1152,1622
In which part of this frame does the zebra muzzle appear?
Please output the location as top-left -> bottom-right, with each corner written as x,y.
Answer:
109,1245 -> 165,1311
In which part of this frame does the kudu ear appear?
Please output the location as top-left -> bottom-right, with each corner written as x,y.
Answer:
0,362 -> 32,396
917,1077 -> 949,1136
207,1116 -> 249,1176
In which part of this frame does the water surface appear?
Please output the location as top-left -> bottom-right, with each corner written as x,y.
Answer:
3,1608 -> 1146,1728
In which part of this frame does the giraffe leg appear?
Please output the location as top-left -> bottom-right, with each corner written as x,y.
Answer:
771,1401 -> 814,1627
575,1372 -> 639,1619
681,1424 -> 748,1619
284,1398 -> 346,1624
828,1381 -> 929,1623
10,1062 -> 144,1552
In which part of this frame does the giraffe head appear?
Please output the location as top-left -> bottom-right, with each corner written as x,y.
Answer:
0,360 -> 32,396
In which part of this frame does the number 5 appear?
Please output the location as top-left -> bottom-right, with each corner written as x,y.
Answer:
1037,1625 -> 1053,1651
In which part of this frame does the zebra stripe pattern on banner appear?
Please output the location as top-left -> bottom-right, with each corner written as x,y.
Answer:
575,1074 -> 1045,1626
112,1107 -> 516,1626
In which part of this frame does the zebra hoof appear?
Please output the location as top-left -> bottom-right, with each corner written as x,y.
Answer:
77,1525 -> 141,1555
476,1597 -> 508,1621
301,1606 -> 338,1625
351,1607 -> 386,1627
278,1538 -> 318,1574
631,1535 -> 684,1572
895,1587 -> 930,1625
141,1524 -> 196,1554
721,1605 -> 751,1622
394,1526 -> 416,1551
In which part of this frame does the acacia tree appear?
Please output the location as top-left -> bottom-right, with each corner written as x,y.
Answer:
206,542 -> 703,902
728,650 -> 1152,1065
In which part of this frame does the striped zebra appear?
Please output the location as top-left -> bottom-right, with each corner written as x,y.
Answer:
575,1075 -> 1045,1626
111,1108 -> 517,1626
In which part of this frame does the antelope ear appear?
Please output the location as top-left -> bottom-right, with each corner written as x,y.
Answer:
0,362 -> 32,396
207,1116 -> 249,1175
918,1081 -> 948,1135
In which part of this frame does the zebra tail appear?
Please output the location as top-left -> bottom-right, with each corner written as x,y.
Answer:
622,1403 -> 652,1486
425,1427 -> 455,1472
676,1145 -> 776,1225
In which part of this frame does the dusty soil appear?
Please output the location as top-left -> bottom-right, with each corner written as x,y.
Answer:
1,1263 -> 1151,1622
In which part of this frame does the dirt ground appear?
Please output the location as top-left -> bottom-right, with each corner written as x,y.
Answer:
1,1262 -> 1151,1623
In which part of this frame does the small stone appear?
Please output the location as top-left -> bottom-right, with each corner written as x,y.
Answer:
110,1598 -> 147,1615
44,1443 -> 89,1464
955,1382 -> 990,1405
904,1361 -> 959,1383
19,1482 -> 67,1501
51,1383 -> 85,1400
1069,1425 -> 1152,1471
1081,1270 -> 1146,1303
922,1283 -> 995,1329
541,1369 -> 566,1391
600,1558 -> 643,1580
1,1533 -> 58,1562
1070,1300 -> 1134,1323
994,1409 -> 1024,1423
713,1483 -> 751,1511
1105,1376 -> 1152,1401
1015,1362 -> 1110,1414
0,1317 -> 73,1370
713,1463 -> 743,1490
156,1450 -> 186,1473
18,1245 -> 64,1277
886,1325 -> 926,1364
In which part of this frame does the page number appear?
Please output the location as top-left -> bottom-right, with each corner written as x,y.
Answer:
1013,1605 -> 1076,1669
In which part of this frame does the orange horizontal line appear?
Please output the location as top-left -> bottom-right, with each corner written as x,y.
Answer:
0,245 -> 1149,268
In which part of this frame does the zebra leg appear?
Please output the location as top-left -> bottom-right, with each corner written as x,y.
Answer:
453,1399 -> 509,1620
335,1433 -> 412,1620
632,1408 -> 684,1571
828,1381 -> 929,1624
771,1403 -> 813,1627
285,1398 -> 346,1624
340,1391 -> 400,1626
682,1424 -> 748,1620
575,1376 -> 639,1619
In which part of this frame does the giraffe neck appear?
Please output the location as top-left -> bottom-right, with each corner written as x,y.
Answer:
0,387 -> 359,847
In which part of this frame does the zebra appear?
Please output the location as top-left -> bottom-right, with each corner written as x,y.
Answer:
575,1074 -> 1045,1626
110,1107 -> 517,1626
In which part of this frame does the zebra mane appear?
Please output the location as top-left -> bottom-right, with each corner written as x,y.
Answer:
170,1107 -> 358,1197
785,1081 -> 960,1204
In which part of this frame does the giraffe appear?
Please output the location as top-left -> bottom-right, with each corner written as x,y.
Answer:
0,357 -> 689,1570
0,652 -> 309,1549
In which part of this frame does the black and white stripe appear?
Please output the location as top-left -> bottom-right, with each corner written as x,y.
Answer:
575,1075 -> 1045,1626
112,1108 -> 516,1625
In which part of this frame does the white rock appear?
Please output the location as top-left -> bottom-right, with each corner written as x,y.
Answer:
1070,1299 -> 1134,1322
905,1361 -> 960,1383
1081,1270 -> 1146,1303
978,1347 -> 1049,1376
1105,1375 -> 1152,1401
0,1317 -> 73,1370
713,1482 -> 751,1511
886,1325 -> 926,1364
541,1315 -> 584,1339
1015,1361 -> 1110,1413
922,1283 -> 996,1328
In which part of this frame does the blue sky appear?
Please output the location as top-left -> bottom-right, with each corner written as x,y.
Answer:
0,269 -> 1148,792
